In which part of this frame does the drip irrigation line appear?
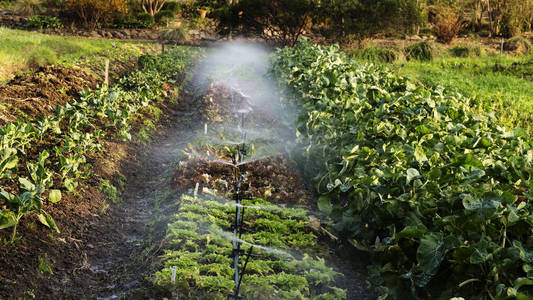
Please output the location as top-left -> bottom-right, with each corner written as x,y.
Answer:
228,93 -> 252,300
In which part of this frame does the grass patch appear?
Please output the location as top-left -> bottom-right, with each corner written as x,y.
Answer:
0,27 -> 153,80
394,54 -> 533,131
405,41 -> 442,61
503,36 -> 532,55
352,46 -> 401,63
450,45 -> 483,57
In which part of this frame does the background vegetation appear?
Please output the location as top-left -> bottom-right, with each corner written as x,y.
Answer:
0,27 -> 152,80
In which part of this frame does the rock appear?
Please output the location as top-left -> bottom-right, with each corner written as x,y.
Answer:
121,29 -> 133,38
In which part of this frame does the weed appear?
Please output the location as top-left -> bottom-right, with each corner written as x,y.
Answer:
503,36 -> 532,55
98,179 -> 120,204
353,46 -> 400,63
450,45 -> 482,57
37,255 -> 53,275
24,290 -> 36,299
405,41 -> 440,61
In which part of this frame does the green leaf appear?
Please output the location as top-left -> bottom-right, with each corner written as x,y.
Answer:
48,190 -> 61,204
44,213 -> 60,234
465,170 -> 485,180
462,193 -> 500,219
414,146 -> 427,162
19,177 -> 35,191
64,178 -> 78,192
4,155 -> 18,169
470,238 -> 492,264
38,212 -> 60,233
406,168 -> 420,185
0,210 -> 18,229
397,225 -> 426,239
515,278 -> 533,290
317,196 -> 333,214
416,232 -> 445,276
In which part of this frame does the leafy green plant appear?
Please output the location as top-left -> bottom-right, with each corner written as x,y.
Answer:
115,13 -> 155,29
271,38 -> 533,299
98,179 -> 119,203
26,15 -> 63,29
0,46 -> 200,241
37,255 -> 53,274
162,1 -> 181,14
150,195 -> 345,299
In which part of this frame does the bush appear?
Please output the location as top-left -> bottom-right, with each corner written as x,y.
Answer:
42,0 -> 64,8
162,1 -> 181,14
405,41 -> 440,61
14,0 -> 42,16
154,9 -> 174,25
432,7 -> 465,44
450,45 -> 483,57
159,25 -> 189,44
26,15 -> 63,29
214,0 -> 315,46
65,0 -> 128,29
354,46 -> 400,63
135,12 -> 154,28
114,13 -> 154,29
503,37 -> 532,55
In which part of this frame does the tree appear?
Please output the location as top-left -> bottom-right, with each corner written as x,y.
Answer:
215,0 -> 316,46
65,0 -> 128,29
141,0 -> 166,16
486,0 -> 533,37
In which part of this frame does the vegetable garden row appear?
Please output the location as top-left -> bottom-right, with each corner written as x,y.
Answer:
146,81 -> 348,299
0,47 -> 198,243
271,39 -> 533,299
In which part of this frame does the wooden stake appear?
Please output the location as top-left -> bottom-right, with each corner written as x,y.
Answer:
104,59 -> 110,86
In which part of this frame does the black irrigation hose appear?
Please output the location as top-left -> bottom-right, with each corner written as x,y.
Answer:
228,106 -> 250,300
